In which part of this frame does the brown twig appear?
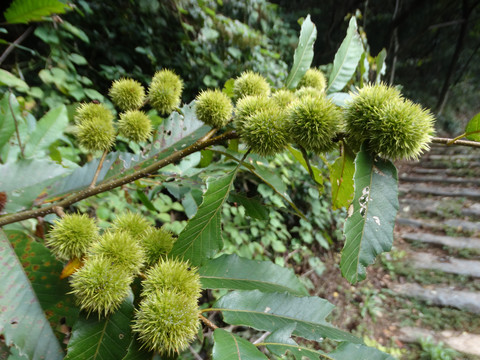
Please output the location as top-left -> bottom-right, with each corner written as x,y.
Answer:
53,206 -> 66,218
8,91 -> 25,158
0,131 -> 238,227
431,137 -> 480,148
89,150 -> 109,188
0,26 -> 34,66
199,314 -> 218,330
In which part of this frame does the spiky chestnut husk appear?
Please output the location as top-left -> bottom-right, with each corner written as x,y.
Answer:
111,212 -> 152,238
195,89 -> 233,128
46,214 -> 99,261
141,258 -> 201,301
367,98 -> 435,160
141,227 -> 177,267
109,78 -> 145,111
76,118 -> 116,152
148,69 -> 183,115
241,107 -> 290,157
344,83 -> 403,149
132,290 -> 199,355
297,68 -> 327,92
233,71 -> 270,101
118,110 -> 152,143
88,231 -> 145,275
295,86 -> 324,99
74,103 -> 114,124
271,89 -> 297,109
234,95 -> 274,131
287,95 -> 343,153
70,256 -> 132,317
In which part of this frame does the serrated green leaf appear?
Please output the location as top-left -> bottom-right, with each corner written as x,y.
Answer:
330,146 -> 355,210
199,254 -> 308,295
340,148 -> 399,284
228,193 -> 269,220
212,290 -> 360,343
170,169 -> 238,266
6,230 -> 79,331
0,230 -> 64,360
65,293 -> 134,360
212,329 -> 268,360
326,17 -> 364,94
0,69 -> 29,91
4,0 -> 69,24
465,112 -> 480,141
121,338 -> 154,360
0,93 -> 18,153
0,159 -> 71,213
328,342 -> 395,360
285,15 -> 317,89
24,105 -> 68,158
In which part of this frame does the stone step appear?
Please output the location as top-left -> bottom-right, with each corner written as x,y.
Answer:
397,326 -> 480,356
410,252 -> 480,277
419,161 -> 480,169
396,217 -> 480,234
409,167 -> 480,177
392,283 -> 480,313
399,198 -> 480,219
403,232 -> 480,250
427,154 -> 479,161
399,185 -> 480,199
399,174 -> 480,185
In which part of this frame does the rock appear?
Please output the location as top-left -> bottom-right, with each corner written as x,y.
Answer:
402,232 -> 480,250
410,252 -> 480,278
393,283 -> 480,313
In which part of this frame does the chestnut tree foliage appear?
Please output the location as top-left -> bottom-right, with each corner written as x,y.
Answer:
1,2 -> 476,359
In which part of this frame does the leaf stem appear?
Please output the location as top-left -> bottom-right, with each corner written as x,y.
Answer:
298,145 -> 317,183
0,131 -> 238,227
199,314 -> 218,330
89,149 -> 108,188
431,136 -> 480,148
8,91 -> 24,158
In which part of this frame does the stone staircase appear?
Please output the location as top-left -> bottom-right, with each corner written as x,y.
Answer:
392,143 -> 480,357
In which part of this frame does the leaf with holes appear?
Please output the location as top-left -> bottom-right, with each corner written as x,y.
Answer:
285,15 -> 317,89
213,290 -> 360,343
326,17 -> 364,94
340,148 -> 399,284
170,169 -> 238,266
212,329 -> 268,360
65,293 -> 134,360
0,230 -> 64,360
199,254 -> 308,295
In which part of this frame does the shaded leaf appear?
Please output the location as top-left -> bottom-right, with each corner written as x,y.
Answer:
228,193 -> 269,220
465,112 -> 480,142
326,17 -> 364,94
212,329 -> 268,360
0,69 -> 29,91
170,169 -> 238,266
213,290 -> 360,343
4,0 -> 69,24
340,148 -> 399,284
285,15 -> 317,89
288,146 -> 323,188
24,105 -> 68,158
0,93 -> 18,153
65,293 -> 134,360
374,49 -> 387,84
330,145 -> 355,210
0,230 -> 64,360
199,254 -> 308,295
121,338 -> 155,360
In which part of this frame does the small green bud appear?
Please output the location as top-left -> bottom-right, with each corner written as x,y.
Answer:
287,95 -> 342,153
75,103 -> 116,152
142,258 -> 201,301
109,78 -> 145,111
148,69 -> 183,115
233,71 -> 270,101
46,213 -> 99,261
241,107 -> 290,157
141,227 -> 176,266
132,290 -> 199,355
118,110 -> 153,143
234,95 -> 274,131
89,231 -> 145,275
70,256 -> 132,317
297,68 -> 327,92
271,89 -> 297,109
111,212 -> 152,238
195,89 -> 233,128
368,98 -> 435,160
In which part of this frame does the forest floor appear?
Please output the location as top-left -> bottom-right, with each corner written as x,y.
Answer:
310,143 -> 480,360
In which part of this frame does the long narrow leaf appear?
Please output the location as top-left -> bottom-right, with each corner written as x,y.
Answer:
285,15 -> 317,89
330,146 -> 355,210
199,254 -> 308,295
326,17 -> 364,94
340,148 -> 399,284
0,230 -> 64,360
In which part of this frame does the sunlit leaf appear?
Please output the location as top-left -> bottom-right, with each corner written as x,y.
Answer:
330,145 -> 355,210
0,69 -> 29,91
212,329 -> 268,360
4,0 -> 70,24
465,112 -> 480,142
